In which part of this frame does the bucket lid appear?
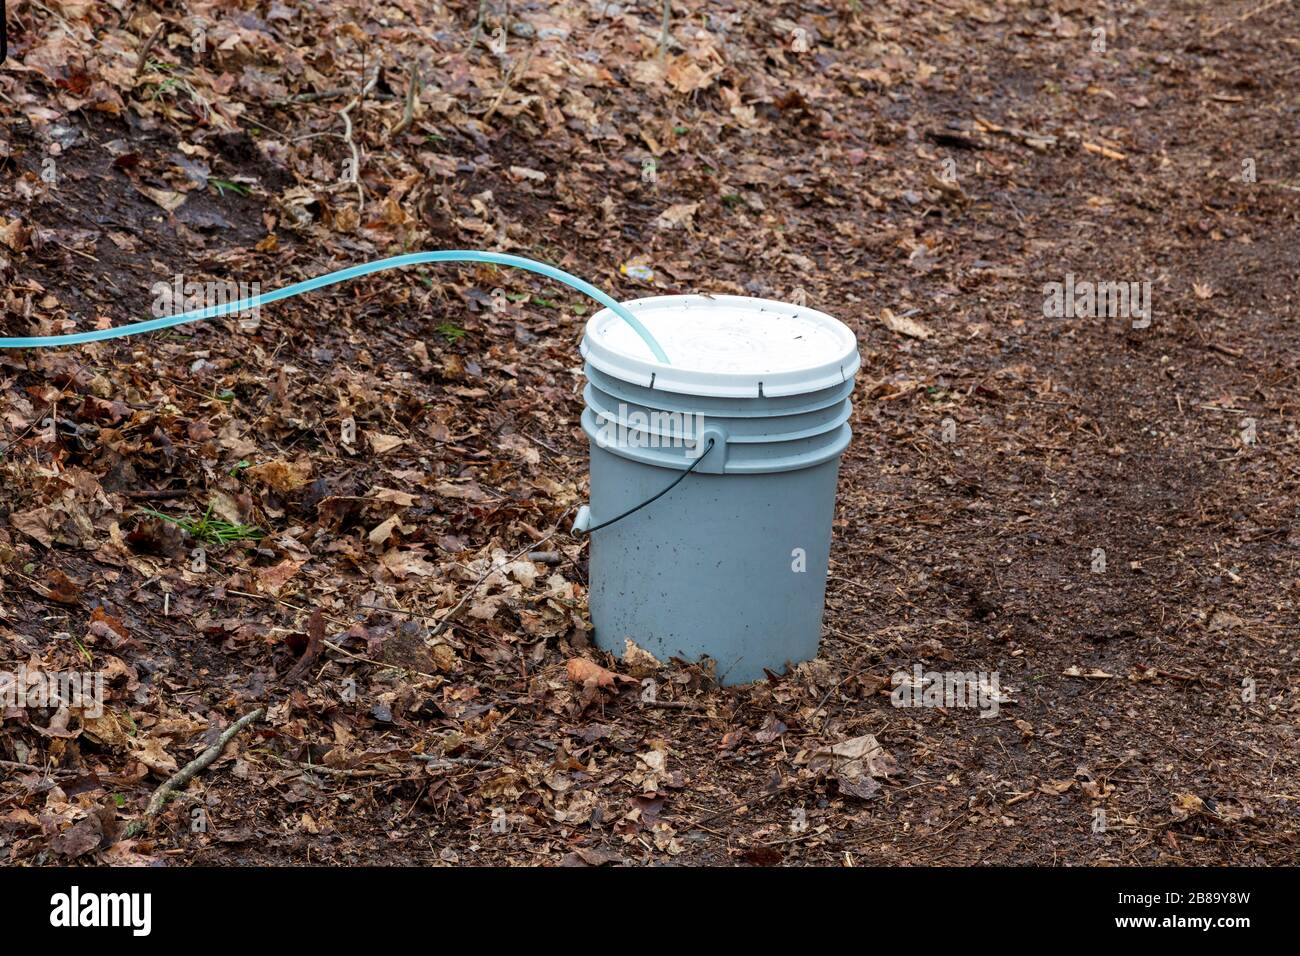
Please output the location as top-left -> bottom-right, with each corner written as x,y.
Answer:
581,294 -> 860,398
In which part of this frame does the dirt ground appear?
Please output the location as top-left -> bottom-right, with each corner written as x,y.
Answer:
0,1 -> 1296,866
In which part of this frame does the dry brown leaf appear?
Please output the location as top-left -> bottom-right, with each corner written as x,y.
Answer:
367,515 -> 406,549
1063,666 -> 1117,679
133,184 -> 187,211
807,733 -> 897,799
256,558 -> 303,596
246,457 -> 312,493
654,202 -> 699,230
879,308 -> 932,340
369,434 -> 406,455
129,736 -> 178,774
566,657 -> 633,688
622,639 -> 663,677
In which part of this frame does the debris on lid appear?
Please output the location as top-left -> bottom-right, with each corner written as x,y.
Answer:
619,262 -> 655,283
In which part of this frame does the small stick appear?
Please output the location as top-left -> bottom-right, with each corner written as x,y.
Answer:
1204,0 -> 1291,40
389,61 -> 422,138
134,22 -> 166,79
685,778 -> 809,830
268,89 -> 352,106
482,49 -> 533,123
412,754 -> 506,770
336,70 -> 380,210
466,0 -> 490,53
127,708 -> 264,835
430,529 -> 556,638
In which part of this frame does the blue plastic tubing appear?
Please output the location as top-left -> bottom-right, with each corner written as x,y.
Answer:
0,250 -> 671,363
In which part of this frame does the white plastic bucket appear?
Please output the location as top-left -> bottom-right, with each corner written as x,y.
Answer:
575,295 -> 860,684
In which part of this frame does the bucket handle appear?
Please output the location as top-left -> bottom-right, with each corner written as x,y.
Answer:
572,438 -> 716,536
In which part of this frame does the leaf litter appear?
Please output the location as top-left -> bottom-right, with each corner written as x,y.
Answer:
0,0 -> 1297,867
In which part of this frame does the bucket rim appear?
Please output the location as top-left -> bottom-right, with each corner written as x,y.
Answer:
582,294 -> 860,398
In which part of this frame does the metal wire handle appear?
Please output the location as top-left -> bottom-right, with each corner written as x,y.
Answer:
574,439 -> 716,536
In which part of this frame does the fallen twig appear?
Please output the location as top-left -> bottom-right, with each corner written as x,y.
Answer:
412,753 -> 507,770
1204,0 -> 1292,40
482,49 -> 534,123
659,0 -> 673,60
1083,141 -> 1127,162
134,22 -> 166,79
336,70 -> 380,210
465,0 -> 490,53
389,61 -> 422,139
431,529 -> 557,638
684,776 -> 813,830
127,708 -> 264,836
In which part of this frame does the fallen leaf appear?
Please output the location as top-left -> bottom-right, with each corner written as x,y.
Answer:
133,184 -> 187,211
246,457 -> 312,493
1063,666 -> 1117,679
621,639 -> 662,677
879,308 -> 932,339
807,733 -> 897,799
566,657 -> 633,688
50,815 -> 103,859
368,514 -> 406,549
129,736 -> 178,774
370,434 -> 406,455
256,558 -> 303,596
654,202 -> 699,230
